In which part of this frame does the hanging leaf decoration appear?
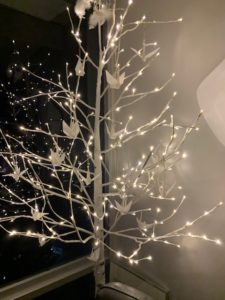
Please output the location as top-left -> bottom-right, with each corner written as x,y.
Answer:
50,148 -> 65,166
74,0 -> 92,18
105,123 -> 126,140
131,47 -> 160,62
136,217 -> 152,232
4,165 -> 27,182
85,164 -> 92,185
63,120 -> 80,139
106,70 -> 125,89
115,199 -> 132,215
75,58 -> 85,77
89,7 -> 112,29
31,207 -> 48,221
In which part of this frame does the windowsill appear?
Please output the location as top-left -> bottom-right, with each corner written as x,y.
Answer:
0,256 -> 94,300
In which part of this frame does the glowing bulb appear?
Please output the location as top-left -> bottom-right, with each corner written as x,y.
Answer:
129,259 -> 134,264
10,230 -> 17,236
182,152 -> 187,159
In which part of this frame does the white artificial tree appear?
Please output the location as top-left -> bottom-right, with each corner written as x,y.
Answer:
0,0 -> 223,289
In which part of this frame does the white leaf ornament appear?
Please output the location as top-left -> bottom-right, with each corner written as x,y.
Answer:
63,120 -> 79,139
89,7 -> 112,29
79,169 -> 100,186
74,0 -> 92,18
50,149 -> 65,166
137,218 -> 152,232
115,199 -> 132,215
106,70 -> 125,89
75,58 -> 85,77
131,47 -> 160,62
105,124 -> 126,140
4,165 -> 27,182
31,207 -> 48,221
84,164 -> 92,185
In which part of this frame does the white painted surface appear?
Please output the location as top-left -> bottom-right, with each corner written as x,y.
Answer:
197,58 -> 225,148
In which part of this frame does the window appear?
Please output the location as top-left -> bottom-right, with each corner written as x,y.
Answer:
0,3 -> 93,286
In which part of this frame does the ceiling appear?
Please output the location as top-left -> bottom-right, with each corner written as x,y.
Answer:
0,0 -> 70,21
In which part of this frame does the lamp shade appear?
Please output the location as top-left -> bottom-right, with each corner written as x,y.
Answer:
197,58 -> 225,147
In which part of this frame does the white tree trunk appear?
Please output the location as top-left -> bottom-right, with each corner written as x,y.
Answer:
93,49 -> 105,288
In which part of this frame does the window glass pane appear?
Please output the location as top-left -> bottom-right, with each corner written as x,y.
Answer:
0,4 -> 92,286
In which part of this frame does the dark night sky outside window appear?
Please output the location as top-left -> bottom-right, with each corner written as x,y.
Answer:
0,3 -> 94,286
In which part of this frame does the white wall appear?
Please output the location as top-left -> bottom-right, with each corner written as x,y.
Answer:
112,1 -> 225,299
